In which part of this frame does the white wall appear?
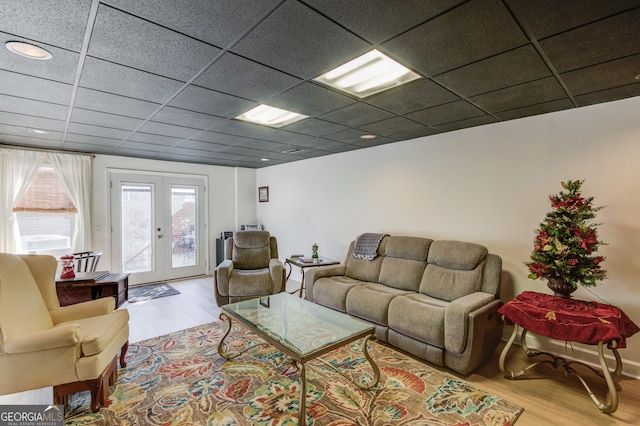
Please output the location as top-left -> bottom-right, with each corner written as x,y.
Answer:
256,96 -> 640,376
91,155 -> 256,274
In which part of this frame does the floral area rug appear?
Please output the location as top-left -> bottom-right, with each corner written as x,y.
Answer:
65,322 -> 523,425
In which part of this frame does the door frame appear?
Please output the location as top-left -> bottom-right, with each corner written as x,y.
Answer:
107,169 -> 208,285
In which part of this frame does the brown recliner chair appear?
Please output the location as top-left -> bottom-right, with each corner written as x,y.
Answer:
214,230 -> 285,306
0,253 -> 129,412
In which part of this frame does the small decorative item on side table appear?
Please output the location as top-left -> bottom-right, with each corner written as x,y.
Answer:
59,254 -> 76,279
497,291 -> 639,414
311,243 -> 319,259
525,179 -> 607,298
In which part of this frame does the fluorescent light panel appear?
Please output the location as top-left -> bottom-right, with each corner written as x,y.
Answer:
314,50 -> 420,98
235,104 -> 307,128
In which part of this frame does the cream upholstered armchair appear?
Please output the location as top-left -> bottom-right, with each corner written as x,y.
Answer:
0,253 -> 129,412
214,230 -> 285,306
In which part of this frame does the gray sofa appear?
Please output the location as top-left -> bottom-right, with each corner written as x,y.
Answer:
304,235 -> 503,374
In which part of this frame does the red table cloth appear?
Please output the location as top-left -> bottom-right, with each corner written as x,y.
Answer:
498,291 -> 639,348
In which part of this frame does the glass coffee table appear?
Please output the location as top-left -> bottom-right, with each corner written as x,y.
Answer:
218,292 -> 380,426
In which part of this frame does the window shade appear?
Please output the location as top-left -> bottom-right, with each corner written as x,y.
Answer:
12,166 -> 77,213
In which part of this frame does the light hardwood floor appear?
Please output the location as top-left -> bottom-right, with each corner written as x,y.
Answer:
2,276 -> 639,425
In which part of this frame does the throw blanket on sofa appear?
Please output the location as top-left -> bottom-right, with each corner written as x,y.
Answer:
353,233 -> 388,260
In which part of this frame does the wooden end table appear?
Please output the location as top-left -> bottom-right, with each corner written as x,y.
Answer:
285,257 -> 339,298
56,271 -> 129,308
498,291 -> 639,414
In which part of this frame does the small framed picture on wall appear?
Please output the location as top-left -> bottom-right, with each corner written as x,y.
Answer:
258,186 -> 269,202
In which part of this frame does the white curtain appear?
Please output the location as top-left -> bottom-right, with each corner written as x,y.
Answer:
50,153 -> 92,252
0,148 -> 46,252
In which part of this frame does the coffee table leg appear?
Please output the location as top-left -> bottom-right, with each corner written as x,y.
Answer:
297,361 -> 307,426
217,313 -> 234,360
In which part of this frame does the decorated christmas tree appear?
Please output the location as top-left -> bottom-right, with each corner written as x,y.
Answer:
525,179 -> 607,289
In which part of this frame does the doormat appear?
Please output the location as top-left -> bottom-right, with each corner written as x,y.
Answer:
127,283 -> 180,303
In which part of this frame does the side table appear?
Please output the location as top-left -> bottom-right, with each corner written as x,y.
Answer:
285,257 -> 339,298
498,291 -> 639,414
56,271 -> 130,308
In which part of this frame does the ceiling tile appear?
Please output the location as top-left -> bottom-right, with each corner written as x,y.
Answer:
176,139 -> 228,152
539,8 -> 640,73
153,107 -> 227,130
67,123 -> 131,139
436,115 -> 498,132
505,0 -> 640,39
191,131 -> 249,145
562,55 -> 640,96
367,79 -> 458,114
0,32 -> 80,84
434,45 -> 551,97
0,134 -> 62,149
575,84 -> 640,107
382,0 -> 528,75
305,0 -> 465,44
0,94 -> 68,121
231,0 -> 370,79
0,111 -> 66,132
88,4 -> 222,81
169,85 -> 257,118
471,77 -> 567,113
0,0 -> 90,51
139,122 -> 201,139
361,116 -> 432,137
318,103 -> 395,127
407,100 -> 486,126
193,53 -> 301,101
324,128 -> 393,145
495,98 -> 575,121
280,118 -> 348,136
0,124 -> 63,141
73,88 -> 161,119
70,108 -> 144,131
268,82 -> 355,117
238,139 -> 292,153
103,0 -> 283,48
79,57 -> 184,103
128,132 -> 184,146
388,128 -> 441,141
118,141 -> 167,152
65,133 -> 122,147
207,120 -> 279,139
0,70 -> 72,105
63,141 -> 116,154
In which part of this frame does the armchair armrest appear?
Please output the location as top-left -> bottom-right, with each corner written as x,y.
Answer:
50,297 -> 115,324
304,264 -> 347,301
444,292 -> 496,354
3,324 -> 82,353
269,259 -> 285,293
214,260 -> 233,298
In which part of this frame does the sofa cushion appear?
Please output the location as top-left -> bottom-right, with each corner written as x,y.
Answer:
229,269 -> 273,297
378,237 -> 431,291
346,283 -> 410,326
312,276 -> 367,313
231,232 -> 271,269
345,237 -> 388,282
57,309 -> 129,357
388,293 -> 447,348
420,240 -> 487,302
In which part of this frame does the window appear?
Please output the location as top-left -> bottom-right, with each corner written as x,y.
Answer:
13,166 -> 77,254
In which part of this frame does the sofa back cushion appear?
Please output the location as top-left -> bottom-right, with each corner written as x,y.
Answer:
419,240 -> 487,301
345,236 -> 388,282
379,236 -> 431,291
229,231 -> 272,270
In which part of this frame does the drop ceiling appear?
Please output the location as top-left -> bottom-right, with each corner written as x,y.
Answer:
1,0 -> 639,168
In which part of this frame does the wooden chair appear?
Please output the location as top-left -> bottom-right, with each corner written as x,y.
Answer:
74,251 -> 102,272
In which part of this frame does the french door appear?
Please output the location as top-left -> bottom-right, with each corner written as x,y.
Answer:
110,171 -> 206,285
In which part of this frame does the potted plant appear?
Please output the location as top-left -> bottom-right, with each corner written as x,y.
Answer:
525,179 -> 607,298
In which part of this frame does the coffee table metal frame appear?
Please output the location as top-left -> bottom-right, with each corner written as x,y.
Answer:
218,293 -> 380,425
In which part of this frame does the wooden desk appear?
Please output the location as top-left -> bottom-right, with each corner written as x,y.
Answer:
285,257 -> 340,298
498,291 -> 639,414
56,271 -> 129,308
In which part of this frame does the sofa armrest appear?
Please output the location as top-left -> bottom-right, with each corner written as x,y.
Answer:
3,324 -> 82,353
50,297 -> 115,324
269,258 -> 286,293
304,264 -> 347,301
444,292 -> 496,354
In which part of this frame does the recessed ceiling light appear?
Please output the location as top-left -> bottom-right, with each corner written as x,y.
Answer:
360,134 -> 377,140
5,41 -> 52,60
281,147 -> 305,154
28,129 -> 50,135
235,104 -> 307,128
314,49 -> 420,98
260,158 -> 270,162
